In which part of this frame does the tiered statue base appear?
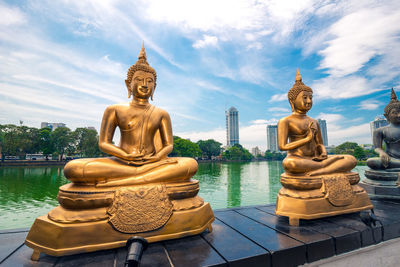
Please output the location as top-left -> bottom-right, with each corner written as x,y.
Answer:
25,180 -> 214,259
276,172 -> 373,226
360,169 -> 400,200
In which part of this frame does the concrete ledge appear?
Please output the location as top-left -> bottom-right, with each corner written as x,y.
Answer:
302,236 -> 400,267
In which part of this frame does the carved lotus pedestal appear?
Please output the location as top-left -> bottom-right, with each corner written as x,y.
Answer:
360,169 -> 400,200
276,172 -> 373,226
25,180 -> 214,259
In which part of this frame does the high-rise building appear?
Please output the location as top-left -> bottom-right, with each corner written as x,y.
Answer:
40,122 -> 66,131
251,146 -> 262,157
226,107 -> 239,146
370,116 -> 388,139
266,124 -> 279,152
317,119 -> 328,146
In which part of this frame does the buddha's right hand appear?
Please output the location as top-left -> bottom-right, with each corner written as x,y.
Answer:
306,122 -> 316,141
380,152 -> 391,168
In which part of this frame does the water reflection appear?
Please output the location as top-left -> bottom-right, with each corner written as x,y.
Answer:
0,163 -> 369,230
227,163 -> 243,207
0,166 -> 69,229
194,161 -> 284,209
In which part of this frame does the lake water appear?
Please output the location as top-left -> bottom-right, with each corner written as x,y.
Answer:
0,161 -> 368,230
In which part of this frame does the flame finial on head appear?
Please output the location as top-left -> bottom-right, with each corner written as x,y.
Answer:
296,68 -> 302,82
138,41 -> 147,62
391,88 -> 398,101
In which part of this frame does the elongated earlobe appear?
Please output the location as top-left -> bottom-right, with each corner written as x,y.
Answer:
125,80 -> 132,98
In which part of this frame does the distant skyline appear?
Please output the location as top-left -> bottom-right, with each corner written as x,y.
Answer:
1,1 -> 399,150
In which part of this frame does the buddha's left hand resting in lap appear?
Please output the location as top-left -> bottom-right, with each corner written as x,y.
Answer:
278,69 -> 356,176
64,44 -> 197,187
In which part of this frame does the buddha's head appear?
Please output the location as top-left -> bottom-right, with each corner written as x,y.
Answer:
384,88 -> 400,125
288,69 -> 313,113
125,43 -> 157,100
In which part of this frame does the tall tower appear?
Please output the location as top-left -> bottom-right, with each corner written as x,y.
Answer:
370,116 -> 388,140
266,124 -> 279,152
317,119 -> 328,146
226,107 -> 239,146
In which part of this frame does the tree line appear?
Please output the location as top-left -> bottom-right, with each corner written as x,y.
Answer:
333,142 -> 377,161
2,124 -> 372,162
0,124 -> 104,161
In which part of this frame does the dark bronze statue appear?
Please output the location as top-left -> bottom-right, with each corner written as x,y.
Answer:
367,89 -> 400,170
361,89 -> 400,200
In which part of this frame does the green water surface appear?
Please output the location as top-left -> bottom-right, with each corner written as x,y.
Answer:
0,161 -> 368,230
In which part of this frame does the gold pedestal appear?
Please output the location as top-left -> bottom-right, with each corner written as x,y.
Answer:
25,180 -> 214,257
276,172 -> 373,226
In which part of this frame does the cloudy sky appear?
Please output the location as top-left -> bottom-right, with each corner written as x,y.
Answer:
1,0 -> 399,150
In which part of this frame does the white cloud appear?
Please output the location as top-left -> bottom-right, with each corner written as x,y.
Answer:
267,107 -> 290,112
311,76 -> 381,100
141,0 -> 316,42
358,99 -> 383,110
328,123 -> 371,146
318,6 -> 400,77
246,42 -> 263,50
0,3 -> 26,26
193,35 -> 218,49
269,93 -> 287,102
250,119 -> 279,125
316,113 -> 371,145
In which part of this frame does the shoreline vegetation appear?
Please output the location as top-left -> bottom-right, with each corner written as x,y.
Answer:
0,158 -> 369,167
1,123 -> 376,166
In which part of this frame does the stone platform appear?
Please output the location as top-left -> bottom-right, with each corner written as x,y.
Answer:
3,200 -> 400,266
361,169 -> 400,200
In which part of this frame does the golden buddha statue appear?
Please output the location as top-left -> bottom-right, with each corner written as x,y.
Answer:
361,89 -> 400,199
63,44 -> 197,187
25,44 -> 214,260
275,69 -> 372,226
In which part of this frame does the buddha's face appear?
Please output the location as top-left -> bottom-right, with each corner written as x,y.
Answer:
387,107 -> 400,125
292,91 -> 312,113
130,70 -> 155,99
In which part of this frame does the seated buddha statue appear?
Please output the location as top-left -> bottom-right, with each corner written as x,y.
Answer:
278,69 -> 356,176
367,89 -> 400,171
362,89 -> 400,196
275,69 -> 372,226
63,44 -> 197,187
25,44 -> 214,260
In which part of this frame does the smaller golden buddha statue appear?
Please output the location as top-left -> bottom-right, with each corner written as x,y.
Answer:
361,89 -> 400,199
25,44 -> 214,260
275,69 -> 372,226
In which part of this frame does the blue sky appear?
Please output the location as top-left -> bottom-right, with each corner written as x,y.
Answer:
1,0 -> 399,150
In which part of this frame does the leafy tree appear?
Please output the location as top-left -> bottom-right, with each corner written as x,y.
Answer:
334,142 -> 358,155
353,146 -> 366,160
197,139 -> 222,159
39,127 -> 54,159
170,136 -> 201,158
222,144 -> 253,161
81,129 -> 100,157
51,127 -> 73,161
334,141 -> 376,160
1,124 -> 19,157
264,151 -> 286,161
